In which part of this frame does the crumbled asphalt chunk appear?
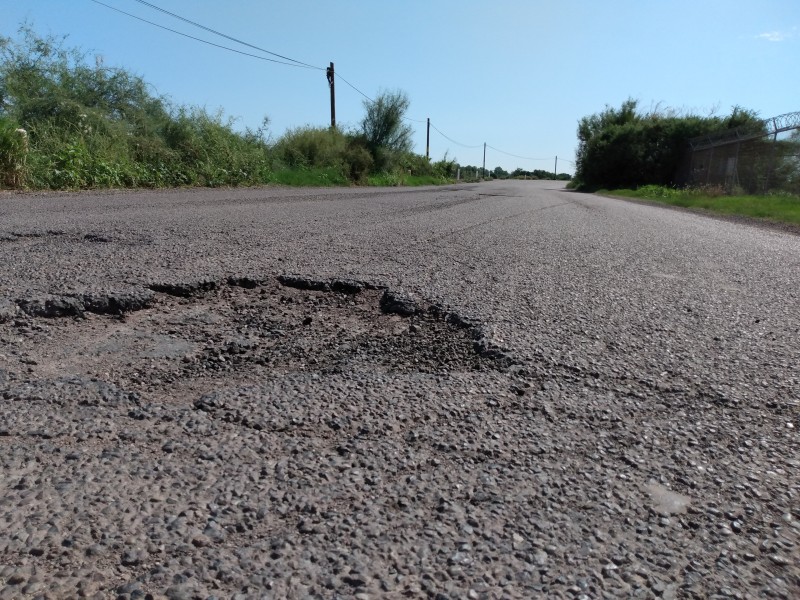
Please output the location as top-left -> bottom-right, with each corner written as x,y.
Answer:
17,295 -> 85,318
379,289 -> 418,316
277,274 -> 331,291
148,280 -> 217,297
329,278 -> 367,294
82,289 -> 154,314
226,275 -> 260,289
0,298 -> 17,323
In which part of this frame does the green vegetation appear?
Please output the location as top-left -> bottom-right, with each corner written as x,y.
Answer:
574,99 -> 764,190
603,185 -> 800,226
491,166 -> 571,181
0,26 -> 462,191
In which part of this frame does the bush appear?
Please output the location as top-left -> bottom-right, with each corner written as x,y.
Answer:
1,26 -> 272,189
343,140 -> 373,183
0,116 -> 28,187
1,24 -> 456,190
574,100 -> 763,189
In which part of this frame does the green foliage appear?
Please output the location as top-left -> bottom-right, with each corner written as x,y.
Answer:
574,99 -> 764,189
1,25 -> 270,189
342,139 -> 373,183
605,186 -> 800,226
1,24 -> 458,190
265,166 -> 348,187
498,167 -> 571,181
272,126 -> 347,170
360,90 -> 414,172
0,115 -> 28,187
492,166 -> 509,179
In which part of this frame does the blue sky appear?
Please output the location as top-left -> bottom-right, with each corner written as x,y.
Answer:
3,0 -> 798,174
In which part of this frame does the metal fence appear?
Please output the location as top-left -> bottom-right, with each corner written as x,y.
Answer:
680,111 -> 800,195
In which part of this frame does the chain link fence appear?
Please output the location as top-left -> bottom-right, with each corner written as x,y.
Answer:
679,111 -> 800,195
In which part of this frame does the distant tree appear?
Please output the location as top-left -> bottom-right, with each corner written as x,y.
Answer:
359,89 -> 414,171
492,166 -> 508,179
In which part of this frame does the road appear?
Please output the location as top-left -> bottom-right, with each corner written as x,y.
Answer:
0,180 -> 798,598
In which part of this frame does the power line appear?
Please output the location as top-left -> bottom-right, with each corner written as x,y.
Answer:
429,122 -> 483,149
89,0 -> 321,70
93,1 -> 571,165
334,71 -> 374,103
130,0 -> 321,69
486,144 -> 552,161
334,72 -> 425,124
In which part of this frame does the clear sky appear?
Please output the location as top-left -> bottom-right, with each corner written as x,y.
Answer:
2,0 -> 798,174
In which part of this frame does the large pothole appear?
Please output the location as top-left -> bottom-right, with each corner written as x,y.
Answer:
0,275 -> 511,403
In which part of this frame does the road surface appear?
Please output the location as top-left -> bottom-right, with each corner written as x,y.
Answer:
0,180 -> 798,598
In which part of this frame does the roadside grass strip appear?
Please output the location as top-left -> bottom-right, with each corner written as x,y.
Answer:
604,185 -> 800,226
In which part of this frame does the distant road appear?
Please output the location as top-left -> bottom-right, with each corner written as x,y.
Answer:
1,181 -> 798,597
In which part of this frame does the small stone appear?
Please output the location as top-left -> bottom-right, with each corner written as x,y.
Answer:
770,555 -> 789,566
646,482 -> 692,515
121,549 -> 143,566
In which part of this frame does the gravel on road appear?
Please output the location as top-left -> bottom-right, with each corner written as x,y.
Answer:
0,181 -> 797,599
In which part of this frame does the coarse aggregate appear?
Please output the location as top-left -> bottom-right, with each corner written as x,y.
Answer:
0,180 -> 798,599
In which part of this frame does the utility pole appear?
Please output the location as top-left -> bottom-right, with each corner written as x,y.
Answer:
554,156 -> 557,180
327,62 -> 336,129
482,142 -> 486,179
426,118 -> 430,160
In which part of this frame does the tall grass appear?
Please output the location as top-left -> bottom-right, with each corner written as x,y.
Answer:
0,26 -> 460,191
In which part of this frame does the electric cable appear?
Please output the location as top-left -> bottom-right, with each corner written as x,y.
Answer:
89,0 -> 321,70
485,144 -> 552,161
334,72 -> 374,103
429,123 -> 483,149
130,0 -> 320,69
335,72 -> 426,124
93,1 -> 572,166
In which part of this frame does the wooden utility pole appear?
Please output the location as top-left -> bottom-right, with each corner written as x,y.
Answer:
327,62 -> 336,129
426,118 -> 430,160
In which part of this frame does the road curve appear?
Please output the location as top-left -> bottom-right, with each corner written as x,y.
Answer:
1,181 -> 798,598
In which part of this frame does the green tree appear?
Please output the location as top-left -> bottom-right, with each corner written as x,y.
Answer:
359,89 -> 414,171
492,166 -> 509,179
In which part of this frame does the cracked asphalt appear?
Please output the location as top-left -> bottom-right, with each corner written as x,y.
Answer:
0,180 -> 798,599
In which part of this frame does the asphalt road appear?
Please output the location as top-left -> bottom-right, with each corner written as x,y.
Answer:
0,180 -> 798,599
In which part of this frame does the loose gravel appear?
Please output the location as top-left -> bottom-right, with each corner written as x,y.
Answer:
0,181 -> 797,599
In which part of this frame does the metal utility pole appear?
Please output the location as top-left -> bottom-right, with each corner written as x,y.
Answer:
482,142 -> 486,179
327,62 -> 336,129
426,118 -> 430,160
554,156 -> 557,179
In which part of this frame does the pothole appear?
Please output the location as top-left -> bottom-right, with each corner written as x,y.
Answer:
1,275 -> 513,402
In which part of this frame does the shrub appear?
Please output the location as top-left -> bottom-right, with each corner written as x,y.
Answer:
0,116 -> 28,187
574,100 -> 763,189
272,126 -> 347,170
